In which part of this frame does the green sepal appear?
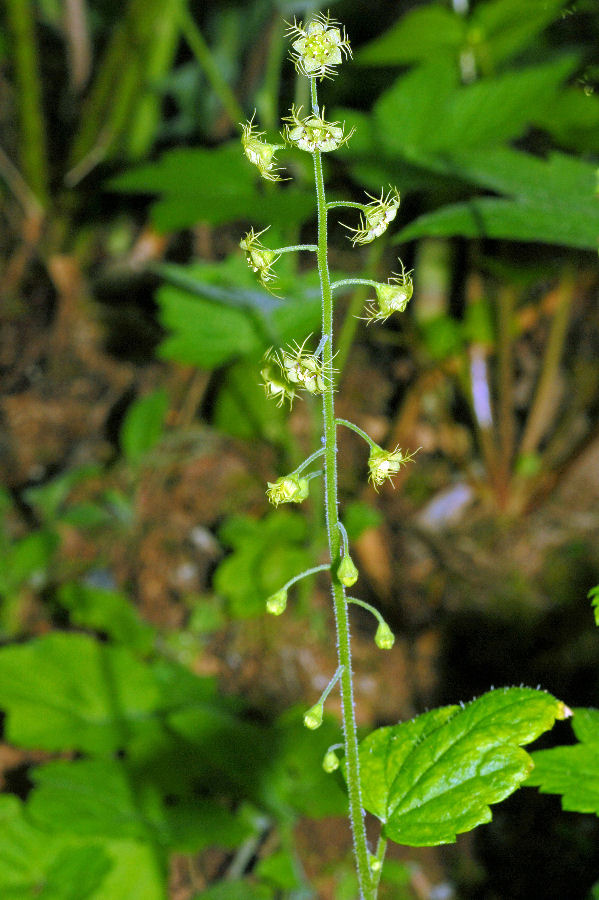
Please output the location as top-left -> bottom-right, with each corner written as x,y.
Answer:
337,554 -> 359,587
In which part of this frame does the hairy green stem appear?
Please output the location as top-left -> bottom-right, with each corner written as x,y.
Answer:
336,418 -> 379,451
311,78 -> 374,900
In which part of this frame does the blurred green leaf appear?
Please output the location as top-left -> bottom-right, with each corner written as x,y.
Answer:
357,687 -> 566,846
57,582 -> 156,652
357,5 -> 465,67
528,707 -> 599,813
2,530 -> 59,593
191,882 -> 273,900
120,388 -> 169,465
375,56 -> 576,161
589,585 -> 599,626
400,149 -> 599,250
0,796 -> 110,899
212,359 -> 289,443
24,466 -> 100,522
214,511 -> 313,618
255,849 -> 301,890
343,501 -> 384,541
108,143 -> 313,232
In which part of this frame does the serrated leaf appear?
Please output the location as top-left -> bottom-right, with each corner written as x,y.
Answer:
358,688 -> 566,846
120,388 -> 169,465
399,148 -> 599,250
527,707 -> 599,814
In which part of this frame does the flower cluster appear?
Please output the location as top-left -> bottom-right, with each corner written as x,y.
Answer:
367,445 -> 417,490
344,187 -> 401,245
362,264 -> 414,324
277,336 -> 329,395
284,106 -> 354,153
239,227 -> 279,290
287,13 -> 351,79
241,115 -> 285,182
266,472 -> 310,507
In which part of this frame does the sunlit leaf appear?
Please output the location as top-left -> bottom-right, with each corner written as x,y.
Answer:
357,687 -> 567,846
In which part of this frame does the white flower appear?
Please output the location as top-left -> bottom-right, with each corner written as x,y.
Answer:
284,106 -> 354,153
287,13 -> 351,80
266,473 -> 310,506
277,336 -> 330,395
367,445 -> 417,490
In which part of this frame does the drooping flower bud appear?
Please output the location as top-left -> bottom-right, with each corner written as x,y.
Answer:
284,106 -> 354,153
241,115 -> 285,182
266,473 -> 310,507
344,187 -> 400,245
362,264 -> 413,325
374,621 -> 395,650
303,701 -> 324,730
367,445 -> 417,490
322,749 -> 340,773
337,553 -> 359,587
266,589 -> 288,615
240,227 -> 280,289
287,13 -> 351,80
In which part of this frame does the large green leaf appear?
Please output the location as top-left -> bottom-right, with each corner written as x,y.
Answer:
0,796 -> 111,899
357,0 -> 567,69
108,143 -> 313,232
527,707 -> 599,814
375,56 -> 576,161
191,882 -> 273,900
57,582 -> 156,653
0,633 -> 160,753
28,758 -> 252,853
357,687 -> 567,846
399,148 -> 599,249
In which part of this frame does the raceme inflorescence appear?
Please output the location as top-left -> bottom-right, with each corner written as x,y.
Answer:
240,13 -> 414,897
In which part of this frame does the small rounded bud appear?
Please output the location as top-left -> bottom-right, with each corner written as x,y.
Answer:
266,473 -> 310,507
322,749 -> 340,773
303,702 -> 324,730
369,854 -> 382,873
337,554 -> 359,587
375,621 -> 395,650
266,589 -> 287,616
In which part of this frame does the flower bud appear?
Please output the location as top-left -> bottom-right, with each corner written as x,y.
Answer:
266,589 -> 287,615
241,116 -> 285,182
266,473 -> 309,507
240,227 -> 280,289
375,621 -> 395,650
344,187 -> 400,246
304,702 -> 324,730
362,264 -> 413,325
337,554 -> 359,587
322,749 -> 340,773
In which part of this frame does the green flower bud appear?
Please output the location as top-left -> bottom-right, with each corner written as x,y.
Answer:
344,187 -> 400,246
266,589 -> 287,616
337,554 -> 359,587
322,749 -> 340,773
241,115 -> 285,182
375,621 -> 395,650
240,227 -> 280,290
368,445 -> 417,491
362,262 -> 413,325
304,702 -> 324,730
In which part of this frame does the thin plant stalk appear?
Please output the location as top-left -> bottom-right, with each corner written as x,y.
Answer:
311,76 -> 374,900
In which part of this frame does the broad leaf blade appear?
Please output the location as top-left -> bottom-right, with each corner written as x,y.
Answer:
528,707 -> 599,815
359,688 -> 567,846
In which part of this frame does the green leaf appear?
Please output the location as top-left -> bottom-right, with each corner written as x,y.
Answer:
589,585 -> 599,626
24,465 -> 100,522
470,0 -> 568,68
89,839 -> 165,900
108,143 -> 313,232
527,707 -> 599,814
120,388 -> 169,465
214,511 -> 314,618
0,632 -> 160,753
4,530 -> 59,591
255,849 -> 301,890
357,687 -> 567,846
191,882 -> 273,900
343,501 -> 383,541
0,796 -> 111,899
28,758 -> 251,853
399,149 -> 599,250
375,57 -> 576,161
57,582 -> 156,652
357,5 -> 464,66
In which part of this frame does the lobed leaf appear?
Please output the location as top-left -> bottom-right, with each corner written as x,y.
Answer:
527,707 -> 599,815
358,687 -> 567,846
